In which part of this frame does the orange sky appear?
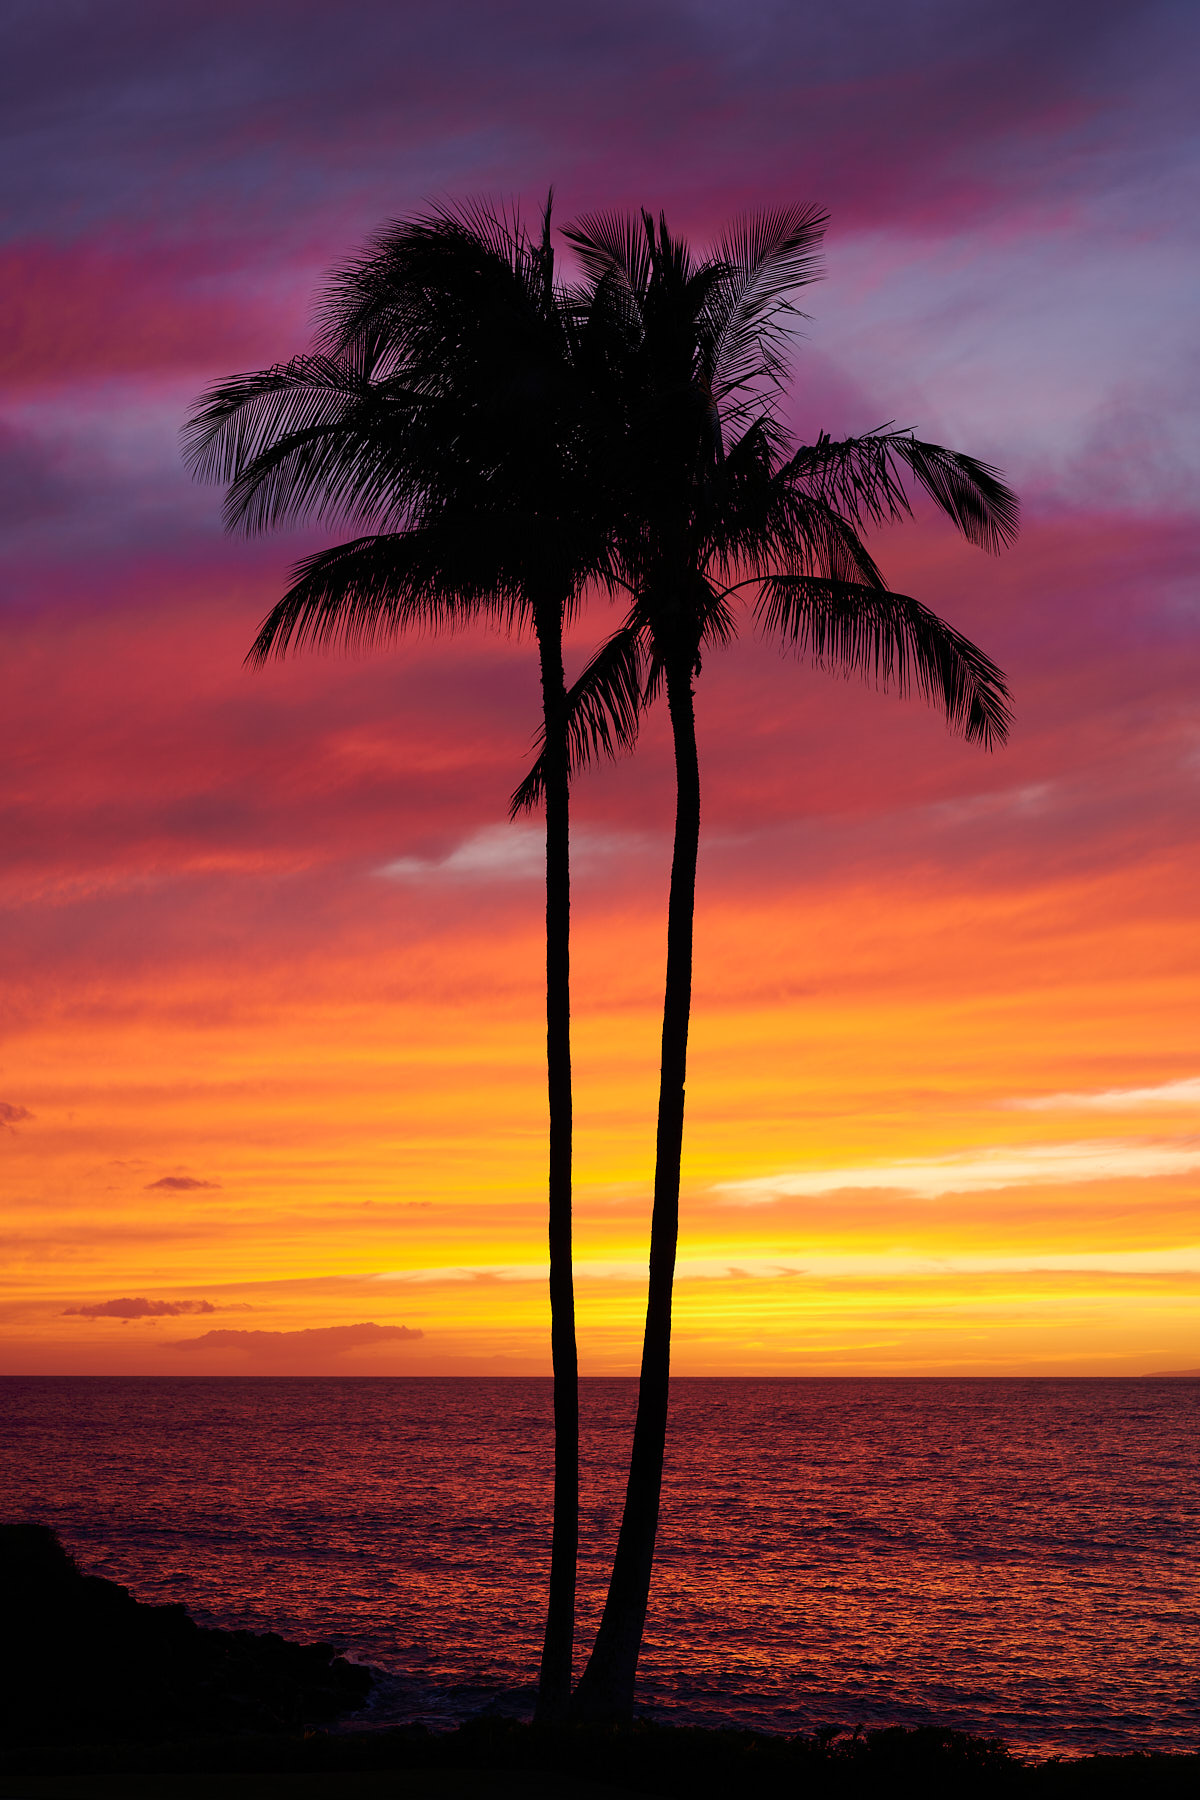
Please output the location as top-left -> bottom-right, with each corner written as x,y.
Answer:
3,3 -> 1198,1376
5,518 -> 1199,1375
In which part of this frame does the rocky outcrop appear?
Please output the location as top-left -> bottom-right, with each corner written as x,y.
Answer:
1,1521 -> 372,1744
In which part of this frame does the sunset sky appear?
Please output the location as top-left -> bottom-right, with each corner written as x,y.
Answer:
3,0 -> 1198,1375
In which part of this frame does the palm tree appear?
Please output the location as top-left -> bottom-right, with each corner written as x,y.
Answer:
181,201 -> 635,1720
518,206 -> 1020,1721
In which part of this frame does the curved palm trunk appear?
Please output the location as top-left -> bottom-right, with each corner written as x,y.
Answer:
570,649 -> 700,1722
534,610 -> 580,1721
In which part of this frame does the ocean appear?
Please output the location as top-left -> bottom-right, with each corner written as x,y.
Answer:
2,1376 -> 1197,1758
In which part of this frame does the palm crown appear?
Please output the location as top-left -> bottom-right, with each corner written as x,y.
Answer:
182,202 -> 625,655
517,207 -> 1015,814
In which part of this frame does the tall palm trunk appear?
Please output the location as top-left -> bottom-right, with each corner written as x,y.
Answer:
534,608 -> 579,1721
570,647 -> 701,1722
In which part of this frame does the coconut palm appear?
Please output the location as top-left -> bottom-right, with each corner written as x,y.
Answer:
517,206 -> 1019,1720
182,201 -> 634,1720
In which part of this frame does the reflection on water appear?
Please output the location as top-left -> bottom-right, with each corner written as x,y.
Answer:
2,1377 -> 1197,1756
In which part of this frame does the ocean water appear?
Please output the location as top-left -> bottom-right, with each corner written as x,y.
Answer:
2,1376 -> 1197,1759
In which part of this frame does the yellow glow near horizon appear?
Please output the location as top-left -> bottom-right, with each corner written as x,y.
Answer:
6,828 -> 1199,1375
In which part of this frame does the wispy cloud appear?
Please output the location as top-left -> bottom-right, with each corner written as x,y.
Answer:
1009,1077 -> 1200,1112
377,825 -> 545,883
378,1246 -> 1200,1283
0,1102 -> 33,1127
376,823 -> 644,884
715,1139 -> 1200,1204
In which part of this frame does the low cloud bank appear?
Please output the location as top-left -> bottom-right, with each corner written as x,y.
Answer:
64,1296 -> 218,1320
170,1321 -> 422,1354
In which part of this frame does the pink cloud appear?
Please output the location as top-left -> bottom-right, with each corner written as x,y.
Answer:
0,242 -> 308,389
2,494 -> 1197,1026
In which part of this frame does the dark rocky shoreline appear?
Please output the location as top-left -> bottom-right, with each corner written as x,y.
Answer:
3,1526 -> 1195,1796
1,1523 -> 372,1744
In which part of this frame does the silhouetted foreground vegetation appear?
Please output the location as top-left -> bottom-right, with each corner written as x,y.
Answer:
1,1524 -> 371,1744
3,1718 -> 1197,1799
3,1528 -> 1194,1797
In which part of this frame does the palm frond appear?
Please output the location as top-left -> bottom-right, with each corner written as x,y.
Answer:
883,436 -> 1020,553
703,440 -> 890,590
320,200 -> 566,373
691,579 -> 739,654
782,430 -> 1020,554
538,187 -> 556,310
511,622 -> 648,813
781,429 -> 915,529
766,488 -> 890,587
756,576 -> 1012,747
246,532 -> 520,665
561,211 -> 654,306
182,353 -> 375,486
706,205 -> 827,403
182,345 -> 440,535
219,422 -> 417,536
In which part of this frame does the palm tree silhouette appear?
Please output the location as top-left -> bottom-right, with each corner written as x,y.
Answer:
182,200 -> 634,1720
518,206 -> 1019,1721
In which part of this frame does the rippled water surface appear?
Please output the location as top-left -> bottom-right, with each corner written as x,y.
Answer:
3,1377 -> 1197,1757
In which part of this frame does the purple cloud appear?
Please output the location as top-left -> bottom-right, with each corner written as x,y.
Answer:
3,1 -> 1189,254
64,1296 -> 218,1319
145,1175 -> 221,1191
